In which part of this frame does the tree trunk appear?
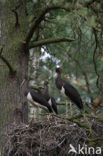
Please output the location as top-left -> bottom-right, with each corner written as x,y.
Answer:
29,47 -> 41,119
0,1 -> 29,150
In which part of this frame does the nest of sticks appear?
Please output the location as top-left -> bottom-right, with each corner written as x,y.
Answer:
3,114 -> 103,156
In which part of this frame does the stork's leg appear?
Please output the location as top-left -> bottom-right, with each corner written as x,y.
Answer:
66,97 -> 69,117
81,106 -> 87,123
38,107 -> 41,119
81,108 -> 88,125
47,113 -> 51,122
33,107 -> 37,119
70,101 -> 73,116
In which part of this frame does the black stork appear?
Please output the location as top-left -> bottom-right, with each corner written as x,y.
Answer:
55,67 -> 83,116
26,89 -> 53,113
43,81 -> 58,114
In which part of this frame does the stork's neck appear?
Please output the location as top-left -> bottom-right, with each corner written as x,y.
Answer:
44,85 -> 49,96
56,73 -> 63,90
57,73 -> 62,79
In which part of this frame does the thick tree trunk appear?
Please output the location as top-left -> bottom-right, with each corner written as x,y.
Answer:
0,1 -> 29,151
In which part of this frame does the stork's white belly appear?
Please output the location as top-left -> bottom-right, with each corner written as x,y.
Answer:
27,92 -> 33,101
60,86 -> 65,96
48,98 -> 52,106
48,98 -> 56,114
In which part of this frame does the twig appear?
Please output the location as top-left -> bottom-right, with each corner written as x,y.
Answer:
41,138 -> 65,152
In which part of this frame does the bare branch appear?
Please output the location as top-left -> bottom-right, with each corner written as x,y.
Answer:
29,37 -> 74,49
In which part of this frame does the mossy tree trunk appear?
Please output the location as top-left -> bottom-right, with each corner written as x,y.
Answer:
0,2 -> 29,127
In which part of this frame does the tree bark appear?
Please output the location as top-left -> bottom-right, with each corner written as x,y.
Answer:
29,47 -> 41,119
0,1 -> 29,131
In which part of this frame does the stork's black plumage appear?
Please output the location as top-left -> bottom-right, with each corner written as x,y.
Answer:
55,68 -> 83,110
43,81 -> 58,114
27,89 -> 53,113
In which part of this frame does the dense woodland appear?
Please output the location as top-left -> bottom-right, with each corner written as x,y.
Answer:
0,0 -> 103,155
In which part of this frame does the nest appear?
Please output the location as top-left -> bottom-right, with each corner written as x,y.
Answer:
3,116 -> 103,156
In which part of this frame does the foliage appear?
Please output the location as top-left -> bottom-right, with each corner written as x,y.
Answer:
24,0 -> 103,115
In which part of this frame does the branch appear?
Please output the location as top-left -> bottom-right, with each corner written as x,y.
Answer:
29,38 -> 74,49
40,113 -> 89,129
86,113 -> 103,122
84,0 -> 101,7
57,102 -> 66,105
0,64 -> 5,66
86,136 -> 103,146
12,9 -> 20,28
25,5 -> 72,43
0,45 -> 3,55
0,46 -> 16,75
40,113 -> 103,128
0,56 -> 16,75
11,4 -> 21,28
93,28 -> 100,90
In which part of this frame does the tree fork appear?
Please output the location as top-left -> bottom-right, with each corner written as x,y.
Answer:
25,5 -> 72,43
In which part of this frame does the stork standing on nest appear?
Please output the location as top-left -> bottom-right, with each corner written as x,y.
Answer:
26,89 -> 53,114
43,81 -> 58,114
55,68 -> 83,116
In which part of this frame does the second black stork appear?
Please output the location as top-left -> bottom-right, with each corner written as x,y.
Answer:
27,88 -> 53,113
43,81 -> 58,114
55,67 -> 83,116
